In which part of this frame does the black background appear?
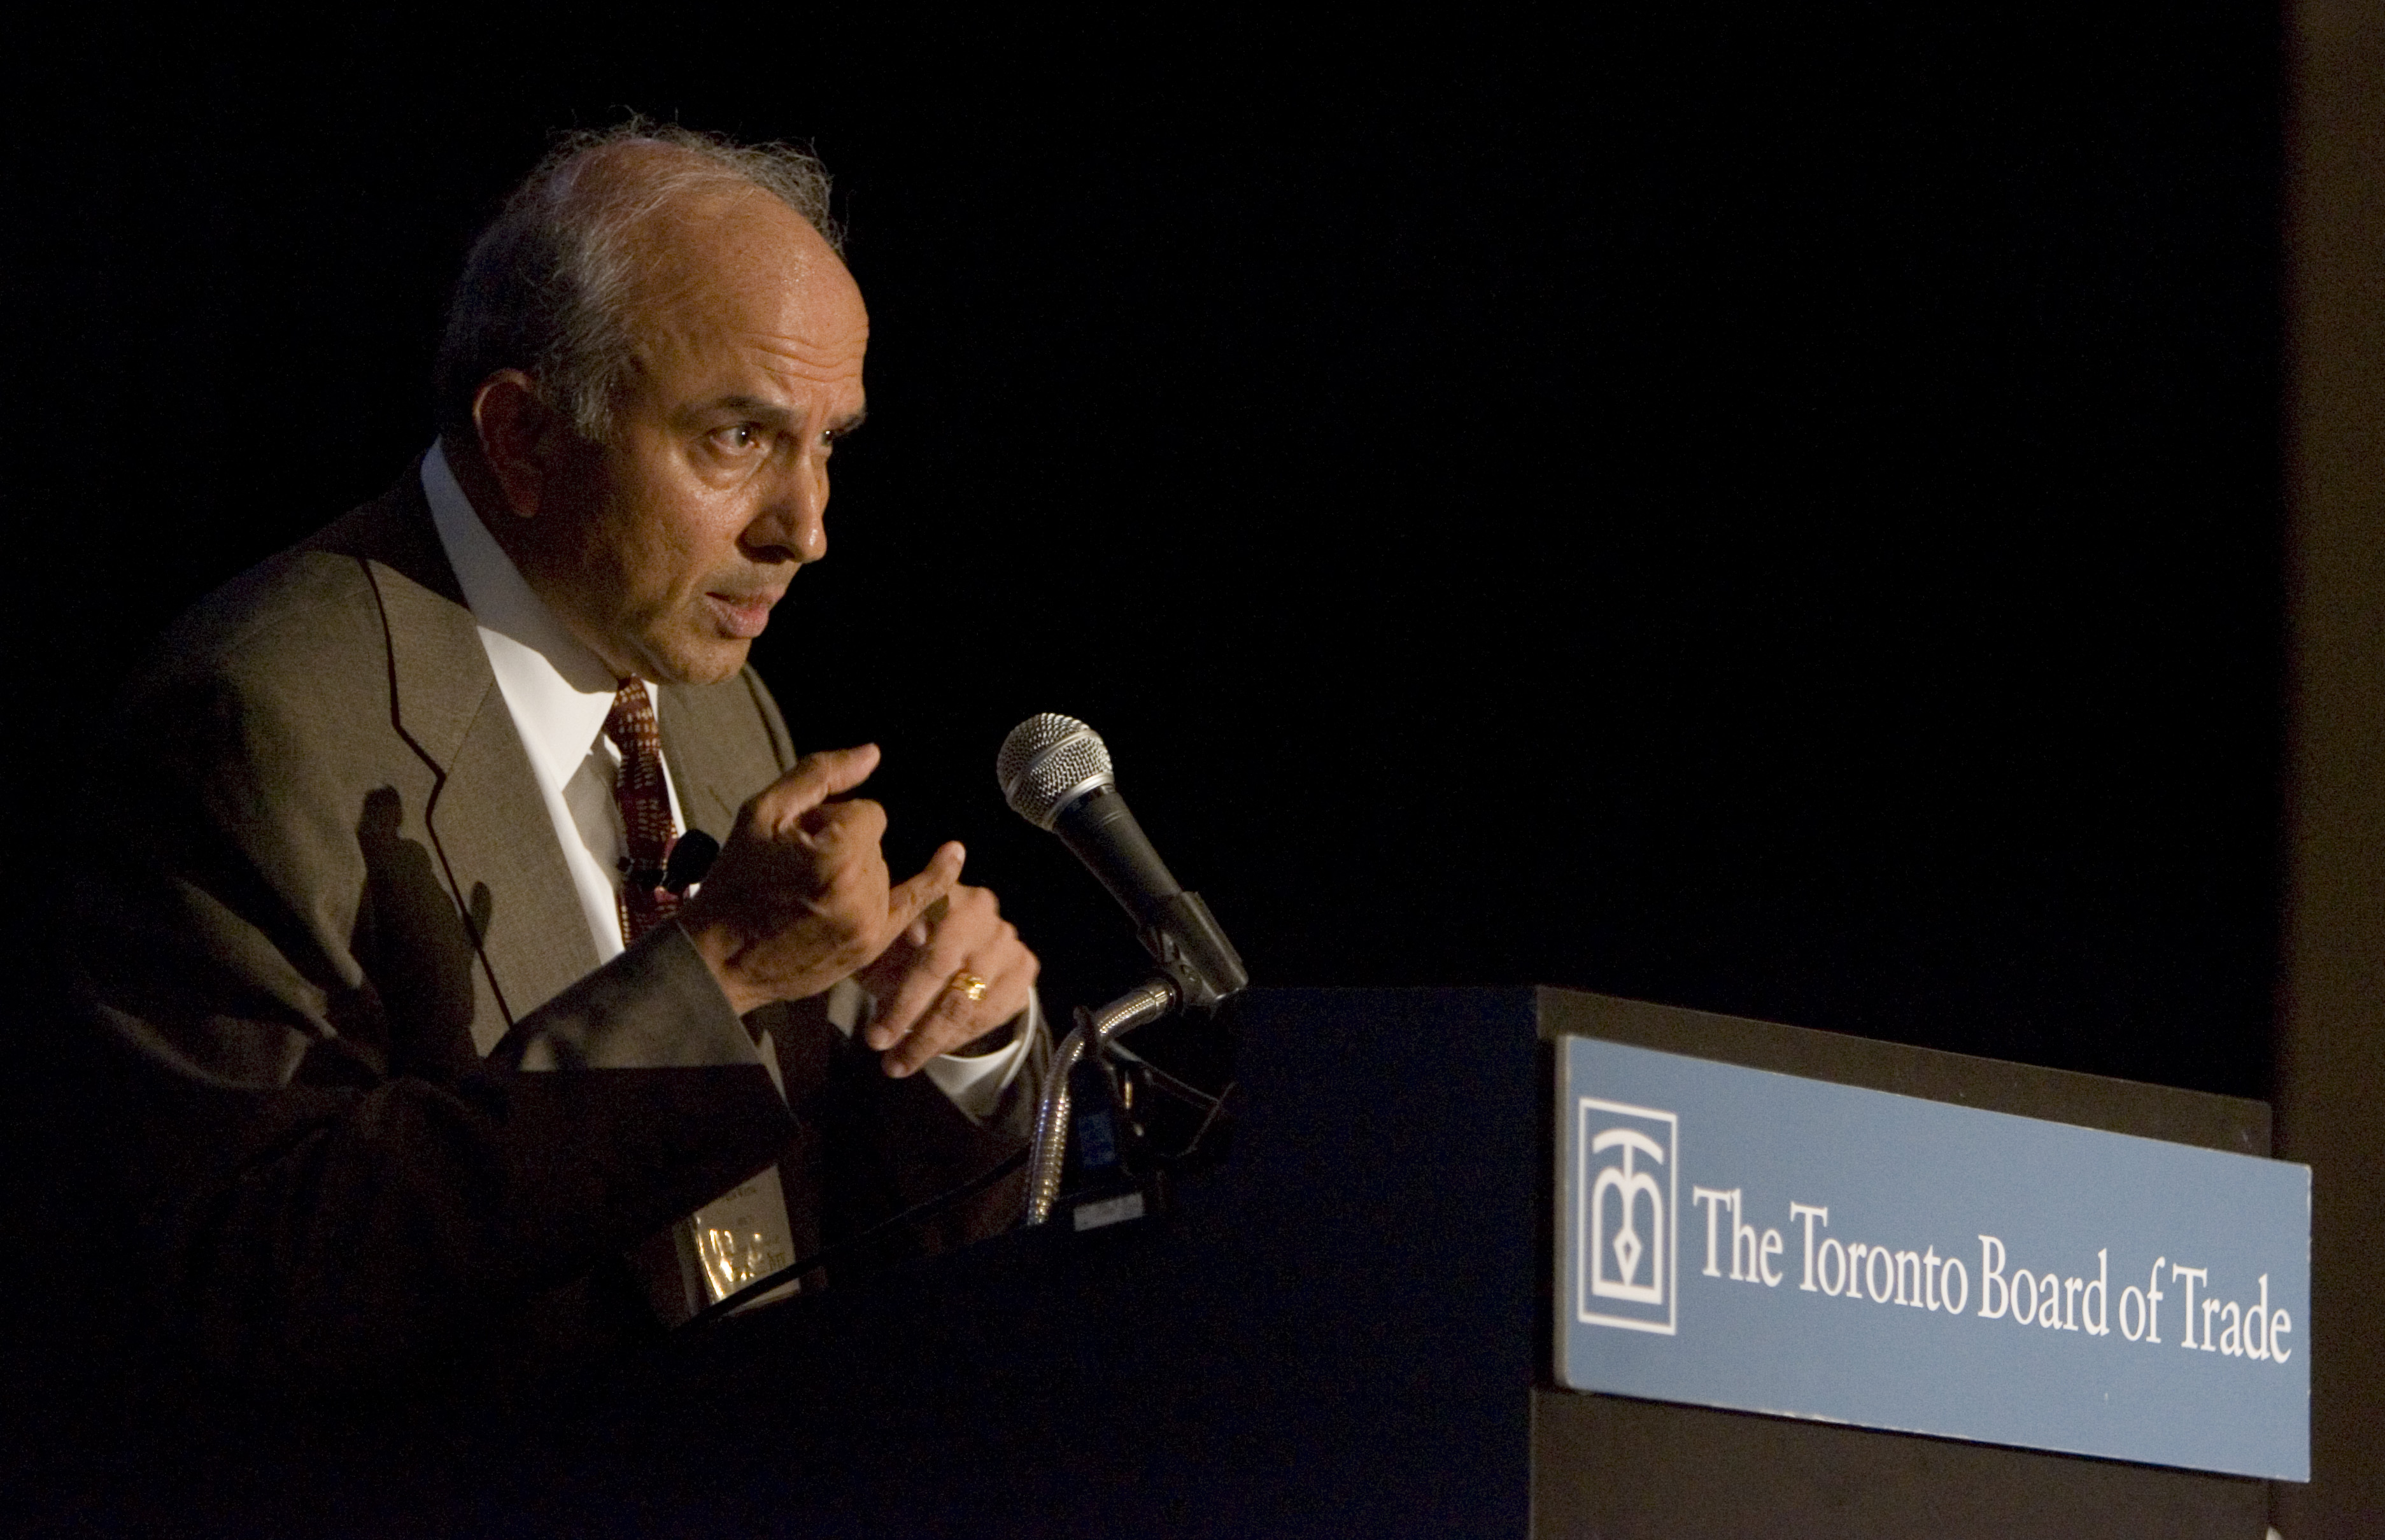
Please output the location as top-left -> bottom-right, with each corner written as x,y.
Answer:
3,10 -> 2281,1099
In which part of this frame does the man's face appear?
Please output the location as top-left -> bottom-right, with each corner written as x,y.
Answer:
522,190 -> 869,686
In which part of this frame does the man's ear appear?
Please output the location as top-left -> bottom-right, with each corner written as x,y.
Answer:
471,371 -> 560,520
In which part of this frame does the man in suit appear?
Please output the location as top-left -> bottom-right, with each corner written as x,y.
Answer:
70,125 -> 1046,1397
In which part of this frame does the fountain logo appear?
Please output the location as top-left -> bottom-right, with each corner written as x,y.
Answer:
1579,1097 -> 1678,1334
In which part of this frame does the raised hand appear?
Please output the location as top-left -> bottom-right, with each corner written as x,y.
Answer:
679,745 -> 961,1017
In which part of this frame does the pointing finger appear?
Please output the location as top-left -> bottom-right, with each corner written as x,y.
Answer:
886,842 -> 965,935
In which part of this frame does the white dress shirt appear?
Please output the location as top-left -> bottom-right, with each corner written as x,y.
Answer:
419,442 -> 1030,1119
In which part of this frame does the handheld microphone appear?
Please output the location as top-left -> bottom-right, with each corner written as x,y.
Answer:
997,714 -> 1247,1011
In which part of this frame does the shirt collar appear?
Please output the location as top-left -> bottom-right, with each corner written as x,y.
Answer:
421,441 -> 625,798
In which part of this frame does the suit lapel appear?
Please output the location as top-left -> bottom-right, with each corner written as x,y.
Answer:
658,677 -> 785,844
354,476 -> 602,1045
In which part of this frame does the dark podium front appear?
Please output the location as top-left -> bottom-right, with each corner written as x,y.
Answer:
442,987 -> 2273,1537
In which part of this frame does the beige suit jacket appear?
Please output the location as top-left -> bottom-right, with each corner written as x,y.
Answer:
72,470 -> 1033,1397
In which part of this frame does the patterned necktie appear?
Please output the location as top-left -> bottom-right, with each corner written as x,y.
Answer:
604,679 -> 681,945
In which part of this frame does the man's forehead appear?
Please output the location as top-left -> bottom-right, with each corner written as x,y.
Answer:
621,191 -> 868,389
633,185 -> 847,288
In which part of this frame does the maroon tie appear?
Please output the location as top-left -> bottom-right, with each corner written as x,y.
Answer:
604,679 -> 681,945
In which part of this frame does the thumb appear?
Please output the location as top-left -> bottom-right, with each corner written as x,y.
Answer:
756,744 -> 881,826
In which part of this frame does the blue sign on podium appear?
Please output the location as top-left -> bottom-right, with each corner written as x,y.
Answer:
1555,1036 -> 2310,1481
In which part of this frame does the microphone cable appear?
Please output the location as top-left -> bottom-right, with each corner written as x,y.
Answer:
683,1145 -> 1030,1329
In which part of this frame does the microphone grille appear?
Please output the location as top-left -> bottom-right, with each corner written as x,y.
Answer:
997,713 -> 1115,830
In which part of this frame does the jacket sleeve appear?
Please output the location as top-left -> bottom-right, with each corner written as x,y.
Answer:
69,643 -> 795,1395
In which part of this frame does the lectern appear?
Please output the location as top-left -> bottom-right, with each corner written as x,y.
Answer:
441,987 -> 2284,1537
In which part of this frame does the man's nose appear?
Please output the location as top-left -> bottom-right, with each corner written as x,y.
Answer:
742,457 -> 828,564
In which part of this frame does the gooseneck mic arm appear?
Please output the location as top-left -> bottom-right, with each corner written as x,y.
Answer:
1023,980 -> 1177,1226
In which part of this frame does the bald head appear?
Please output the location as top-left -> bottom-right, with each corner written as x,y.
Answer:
434,124 -> 846,445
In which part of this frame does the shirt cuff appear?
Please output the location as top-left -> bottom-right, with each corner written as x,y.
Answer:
823,979 -> 1040,1123
919,991 -> 1039,1120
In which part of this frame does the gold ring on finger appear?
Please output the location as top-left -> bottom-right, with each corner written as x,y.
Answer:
947,970 -> 991,1003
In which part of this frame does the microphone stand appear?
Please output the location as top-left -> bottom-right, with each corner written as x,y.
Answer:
994,715 -> 1248,1227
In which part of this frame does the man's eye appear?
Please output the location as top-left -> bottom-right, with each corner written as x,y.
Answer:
711,424 -> 763,453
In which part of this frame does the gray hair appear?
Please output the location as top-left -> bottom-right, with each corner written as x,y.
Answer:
433,121 -> 842,443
